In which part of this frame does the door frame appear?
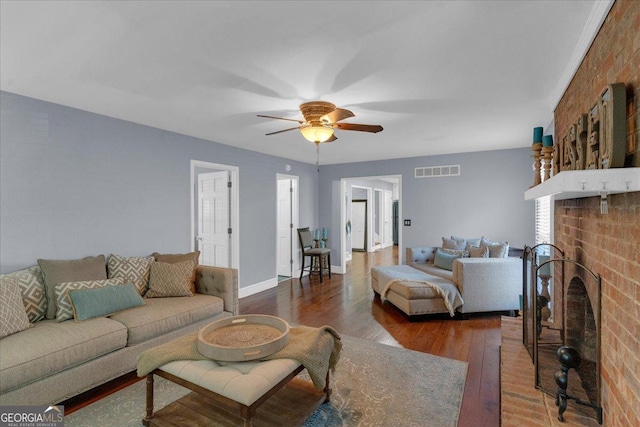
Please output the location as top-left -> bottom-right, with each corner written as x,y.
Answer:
190,160 -> 239,271
276,173 -> 299,278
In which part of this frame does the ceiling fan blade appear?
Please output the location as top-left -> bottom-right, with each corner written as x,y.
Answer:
265,126 -> 302,136
257,114 -> 304,124
323,134 -> 338,143
333,123 -> 383,133
321,108 -> 355,123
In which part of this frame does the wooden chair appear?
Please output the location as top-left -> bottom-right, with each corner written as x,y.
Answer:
297,227 -> 331,283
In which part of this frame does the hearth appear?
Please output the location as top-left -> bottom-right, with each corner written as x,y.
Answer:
522,246 -> 603,424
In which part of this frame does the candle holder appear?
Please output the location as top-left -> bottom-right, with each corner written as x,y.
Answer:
542,146 -> 554,182
531,143 -> 543,187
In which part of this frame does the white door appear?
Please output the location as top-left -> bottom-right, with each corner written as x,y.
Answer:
383,190 -> 393,247
277,179 -> 292,276
352,200 -> 367,251
197,171 -> 230,267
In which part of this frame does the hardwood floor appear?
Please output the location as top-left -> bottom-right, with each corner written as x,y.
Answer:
64,246 -> 501,426
242,247 -> 501,427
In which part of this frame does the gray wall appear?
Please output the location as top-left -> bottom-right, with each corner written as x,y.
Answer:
318,148 -> 535,267
0,92 -> 318,289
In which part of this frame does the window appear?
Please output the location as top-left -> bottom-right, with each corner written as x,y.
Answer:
535,195 -> 551,255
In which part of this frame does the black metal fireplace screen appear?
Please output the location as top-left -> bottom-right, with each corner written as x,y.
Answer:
522,245 -> 602,424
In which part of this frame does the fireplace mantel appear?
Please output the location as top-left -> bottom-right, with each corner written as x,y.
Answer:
524,167 -> 640,201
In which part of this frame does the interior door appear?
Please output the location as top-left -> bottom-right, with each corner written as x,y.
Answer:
351,200 -> 367,251
383,190 -> 393,247
277,178 -> 292,276
197,171 -> 230,267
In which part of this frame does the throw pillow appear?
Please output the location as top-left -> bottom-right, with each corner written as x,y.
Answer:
480,237 -> 509,258
441,237 -> 465,251
452,236 -> 482,247
0,276 -> 33,338
433,248 -> 463,271
145,261 -> 194,298
0,266 -> 47,322
69,283 -> 144,322
440,248 -> 469,258
54,278 -> 125,322
466,244 -> 489,258
107,254 -> 155,295
38,255 -> 107,319
152,251 -> 200,292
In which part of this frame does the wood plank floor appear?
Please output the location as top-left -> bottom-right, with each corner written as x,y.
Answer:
242,247 -> 501,427
64,246 -> 502,426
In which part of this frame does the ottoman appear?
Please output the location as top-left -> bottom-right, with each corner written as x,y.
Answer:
371,265 -> 463,317
143,358 -> 329,427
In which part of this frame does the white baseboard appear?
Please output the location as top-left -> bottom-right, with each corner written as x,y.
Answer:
238,277 -> 278,299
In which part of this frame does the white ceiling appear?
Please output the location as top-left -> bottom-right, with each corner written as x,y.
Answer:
0,1 -> 612,165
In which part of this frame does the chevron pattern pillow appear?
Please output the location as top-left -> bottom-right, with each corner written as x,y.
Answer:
54,278 -> 125,322
107,254 -> 155,295
145,261 -> 194,298
0,276 -> 33,338
0,266 -> 47,322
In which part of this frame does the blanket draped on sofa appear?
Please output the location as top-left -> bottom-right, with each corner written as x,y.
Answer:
377,266 -> 463,316
137,325 -> 342,390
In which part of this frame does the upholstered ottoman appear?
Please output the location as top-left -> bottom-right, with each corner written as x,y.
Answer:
143,358 -> 329,427
371,265 -> 463,317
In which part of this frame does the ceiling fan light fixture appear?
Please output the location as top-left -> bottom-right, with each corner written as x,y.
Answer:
300,125 -> 334,143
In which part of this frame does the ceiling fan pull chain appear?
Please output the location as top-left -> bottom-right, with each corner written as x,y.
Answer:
316,143 -> 320,173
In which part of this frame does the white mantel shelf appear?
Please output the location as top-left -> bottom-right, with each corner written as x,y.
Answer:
524,168 -> 640,201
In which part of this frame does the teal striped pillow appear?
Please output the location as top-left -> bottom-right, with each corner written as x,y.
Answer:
68,284 -> 144,322
434,248 -> 463,271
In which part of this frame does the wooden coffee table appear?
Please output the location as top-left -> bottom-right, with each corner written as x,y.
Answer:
142,358 -> 330,427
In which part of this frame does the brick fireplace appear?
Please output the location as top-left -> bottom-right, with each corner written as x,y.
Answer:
548,1 -> 639,425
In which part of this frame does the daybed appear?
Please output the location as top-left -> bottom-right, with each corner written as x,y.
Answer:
0,253 -> 238,406
371,239 -> 521,317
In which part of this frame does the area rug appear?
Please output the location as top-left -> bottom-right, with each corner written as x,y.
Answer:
66,335 -> 468,427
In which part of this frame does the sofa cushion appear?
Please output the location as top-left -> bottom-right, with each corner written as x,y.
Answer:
109,294 -> 223,346
145,261 -> 194,298
0,276 -> 32,338
55,278 -> 125,322
409,262 -> 455,282
452,236 -> 482,247
0,266 -> 47,322
441,237 -> 466,251
480,237 -> 509,258
0,317 -> 127,394
38,255 -> 107,319
466,244 -> 489,258
434,248 -> 463,271
69,283 -> 145,321
152,251 -> 200,292
107,254 -> 155,295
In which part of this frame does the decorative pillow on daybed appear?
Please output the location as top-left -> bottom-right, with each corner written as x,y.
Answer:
0,276 -> 33,338
0,266 -> 47,322
442,237 -> 466,251
451,236 -> 482,247
54,278 -> 125,322
145,261 -> 194,298
38,255 -> 108,319
69,283 -> 144,322
480,237 -> 509,258
434,248 -> 465,271
466,243 -> 489,258
107,254 -> 155,295
152,251 -> 200,292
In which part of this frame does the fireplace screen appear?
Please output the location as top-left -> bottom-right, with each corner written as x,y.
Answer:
523,247 -> 602,424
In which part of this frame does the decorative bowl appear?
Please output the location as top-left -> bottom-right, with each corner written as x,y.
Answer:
197,315 -> 290,361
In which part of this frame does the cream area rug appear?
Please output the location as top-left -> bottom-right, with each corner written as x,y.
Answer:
66,335 -> 468,427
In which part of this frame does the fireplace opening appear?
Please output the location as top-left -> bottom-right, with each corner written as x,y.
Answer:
566,277 -> 598,407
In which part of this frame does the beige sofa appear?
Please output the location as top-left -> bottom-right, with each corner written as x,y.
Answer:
0,263 -> 238,406
371,246 -> 521,316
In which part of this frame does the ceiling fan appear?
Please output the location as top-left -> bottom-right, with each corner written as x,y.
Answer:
257,101 -> 383,144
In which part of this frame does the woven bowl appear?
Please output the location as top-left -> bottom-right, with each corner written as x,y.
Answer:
197,315 -> 290,361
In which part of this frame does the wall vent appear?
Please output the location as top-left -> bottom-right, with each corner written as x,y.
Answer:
415,164 -> 460,178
